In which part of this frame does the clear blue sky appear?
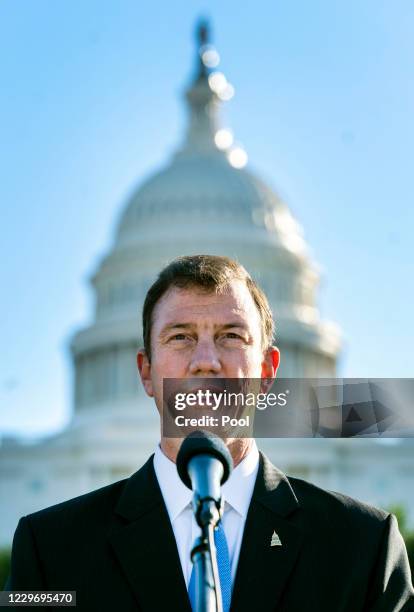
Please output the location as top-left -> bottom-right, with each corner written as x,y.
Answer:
1,0 -> 413,438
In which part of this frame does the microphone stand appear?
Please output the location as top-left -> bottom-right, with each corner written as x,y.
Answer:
190,497 -> 223,612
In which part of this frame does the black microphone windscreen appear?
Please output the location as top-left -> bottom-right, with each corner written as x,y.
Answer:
176,430 -> 233,489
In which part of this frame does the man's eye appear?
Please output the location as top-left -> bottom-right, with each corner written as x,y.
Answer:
170,334 -> 187,340
224,332 -> 243,340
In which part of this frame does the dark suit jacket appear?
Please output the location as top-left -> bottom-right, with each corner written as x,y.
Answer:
6,453 -> 414,611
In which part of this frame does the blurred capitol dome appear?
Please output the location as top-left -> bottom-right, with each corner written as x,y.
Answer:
3,20 -> 414,549
71,21 -> 341,429
0,23 -> 357,545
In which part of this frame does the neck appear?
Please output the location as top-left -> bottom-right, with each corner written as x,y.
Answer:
160,436 -> 254,467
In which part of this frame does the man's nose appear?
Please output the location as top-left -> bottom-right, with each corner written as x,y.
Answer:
188,340 -> 222,375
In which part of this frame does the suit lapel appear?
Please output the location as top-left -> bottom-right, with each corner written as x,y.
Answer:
107,456 -> 191,612
231,453 -> 304,612
107,452 -> 303,612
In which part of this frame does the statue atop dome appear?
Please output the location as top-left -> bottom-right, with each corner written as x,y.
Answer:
182,18 -> 238,157
197,18 -> 209,46
195,18 -> 210,79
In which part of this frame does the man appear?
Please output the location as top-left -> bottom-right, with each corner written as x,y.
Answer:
6,255 -> 414,611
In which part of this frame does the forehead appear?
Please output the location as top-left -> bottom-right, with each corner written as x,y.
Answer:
151,280 -> 261,330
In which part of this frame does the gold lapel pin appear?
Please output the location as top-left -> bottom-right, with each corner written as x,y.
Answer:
270,531 -> 282,547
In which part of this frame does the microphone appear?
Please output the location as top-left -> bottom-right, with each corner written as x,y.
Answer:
176,430 -> 233,528
177,431 -> 233,612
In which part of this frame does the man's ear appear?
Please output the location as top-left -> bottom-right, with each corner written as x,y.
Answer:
260,346 -> 280,392
137,349 -> 154,397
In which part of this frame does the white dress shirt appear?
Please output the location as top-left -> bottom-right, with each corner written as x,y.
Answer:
153,441 -> 259,587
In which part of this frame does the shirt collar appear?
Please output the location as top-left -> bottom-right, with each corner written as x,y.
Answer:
153,444 -> 192,522
153,441 -> 259,522
222,440 -> 259,519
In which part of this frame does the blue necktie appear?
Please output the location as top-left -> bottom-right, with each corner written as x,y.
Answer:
188,521 -> 232,612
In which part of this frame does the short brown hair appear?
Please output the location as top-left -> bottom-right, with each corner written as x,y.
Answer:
142,255 -> 274,360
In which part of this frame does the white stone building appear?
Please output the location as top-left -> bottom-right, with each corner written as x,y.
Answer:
0,22 -> 413,547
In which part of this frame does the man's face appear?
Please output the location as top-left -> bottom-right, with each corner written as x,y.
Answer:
137,279 -> 279,414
